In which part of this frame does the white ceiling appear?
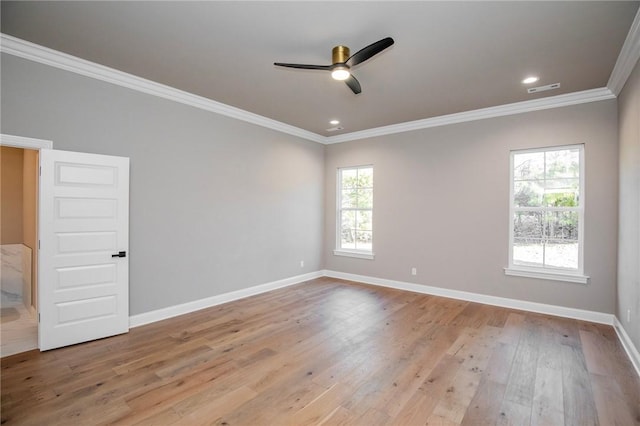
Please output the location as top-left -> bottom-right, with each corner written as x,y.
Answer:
1,1 -> 638,137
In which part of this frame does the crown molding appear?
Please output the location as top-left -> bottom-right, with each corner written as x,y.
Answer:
0,33 -> 325,144
0,33 -> 618,146
324,87 -> 615,144
607,7 -> 640,95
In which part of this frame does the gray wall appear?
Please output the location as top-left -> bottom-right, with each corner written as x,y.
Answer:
1,54 -> 325,315
325,100 -> 619,313
0,52 -> 626,321
618,58 -> 640,349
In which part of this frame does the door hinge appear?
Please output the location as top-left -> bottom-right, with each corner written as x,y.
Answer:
38,240 -> 41,250
39,166 -> 42,176
38,313 -> 41,323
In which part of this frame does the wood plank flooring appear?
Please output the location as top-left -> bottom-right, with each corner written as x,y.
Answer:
1,277 -> 639,425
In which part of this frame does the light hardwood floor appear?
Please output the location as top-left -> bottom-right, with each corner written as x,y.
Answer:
1,277 -> 639,425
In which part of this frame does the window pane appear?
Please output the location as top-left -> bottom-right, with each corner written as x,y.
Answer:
545,177 -> 579,191
355,231 -> 372,251
544,241 -> 578,269
341,189 -> 357,208
340,211 -> 355,249
514,180 -> 544,207
514,152 -> 544,181
545,149 -> 579,179
341,169 -> 357,188
545,210 -> 578,269
513,211 -> 543,240
543,190 -> 579,207
337,165 -> 373,253
514,239 -> 544,267
546,211 -> 579,242
358,167 -> 373,187
356,211 -> 372,232
513,211 -> 544,266
340,231 -> 355,249
544,175 -> 579,207
357,189 -> 373,208
510,146 -> 582,273
341,210 -> 355,230
340,228 -> 355,249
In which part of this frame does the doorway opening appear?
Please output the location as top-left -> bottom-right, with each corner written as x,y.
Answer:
1,145 -> 39,357
2,134 -> 129,353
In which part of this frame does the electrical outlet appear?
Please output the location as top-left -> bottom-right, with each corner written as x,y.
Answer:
300,260 -> 304,268
628,309 -> 631,323
411,267 -> 417,276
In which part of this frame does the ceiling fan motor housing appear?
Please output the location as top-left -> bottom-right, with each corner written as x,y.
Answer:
332,45 -> 350,64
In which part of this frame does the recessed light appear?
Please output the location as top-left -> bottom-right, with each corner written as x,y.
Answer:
522,76 -> 539,84
329,119 -> 340,125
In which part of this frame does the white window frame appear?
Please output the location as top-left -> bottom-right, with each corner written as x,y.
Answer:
505,144 -> 589,284
334,165 -> 375,260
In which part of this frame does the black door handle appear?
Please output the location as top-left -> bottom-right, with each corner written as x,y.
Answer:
112,251 -> 126,258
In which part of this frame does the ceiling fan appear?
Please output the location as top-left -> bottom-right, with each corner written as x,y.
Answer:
274,37 -> 394,94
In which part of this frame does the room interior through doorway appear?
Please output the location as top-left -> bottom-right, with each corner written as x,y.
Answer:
1,146 -> 39,357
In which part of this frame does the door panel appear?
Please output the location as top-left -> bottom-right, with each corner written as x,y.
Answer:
57,232 -> 118,253
57,264 -> 116,288
56,198 -> 117,219
39,149 -> 129,351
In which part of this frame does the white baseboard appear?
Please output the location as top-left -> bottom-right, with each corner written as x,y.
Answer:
129,270 -> 323,328
613,317 -> 640,378
322,270 -> 615,325
127,268 -> 639,378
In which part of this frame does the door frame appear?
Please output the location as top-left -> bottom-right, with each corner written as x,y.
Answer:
0,134 -> 52,150
1,133 -> 53,350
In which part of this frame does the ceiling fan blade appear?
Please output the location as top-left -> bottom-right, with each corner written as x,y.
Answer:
274,62 -> 332,71
346,37 -> 394,67
345,75 -> 362,94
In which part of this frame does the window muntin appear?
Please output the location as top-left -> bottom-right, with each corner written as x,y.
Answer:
509,145 -> 584,274
337,166 -> 373,254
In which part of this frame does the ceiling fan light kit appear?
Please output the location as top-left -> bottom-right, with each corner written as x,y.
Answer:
274,37 -> 394,94
331,66 -> 351,81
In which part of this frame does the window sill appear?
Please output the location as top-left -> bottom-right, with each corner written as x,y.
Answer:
333,249 -> 375,260
504,267 -> 589,284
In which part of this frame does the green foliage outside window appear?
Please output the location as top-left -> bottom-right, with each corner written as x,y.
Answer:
339,167 -> 373,250
511,147 -> 582,270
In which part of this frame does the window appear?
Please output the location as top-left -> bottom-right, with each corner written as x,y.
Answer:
334,166 -> 374,259
505,145 -> 588,283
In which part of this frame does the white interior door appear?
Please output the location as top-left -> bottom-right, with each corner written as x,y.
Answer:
39,149 -> 129,351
